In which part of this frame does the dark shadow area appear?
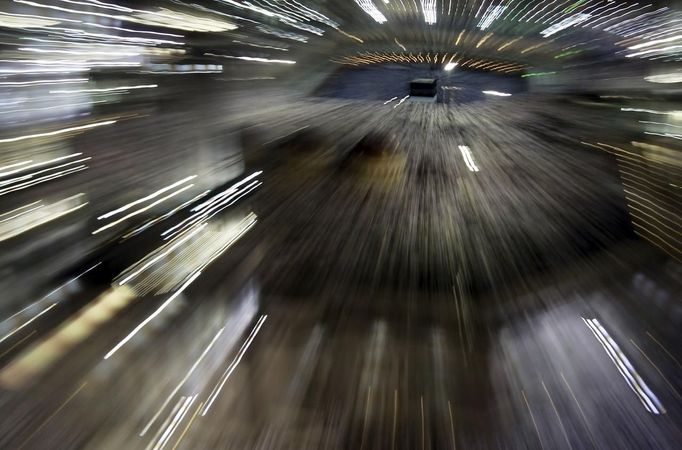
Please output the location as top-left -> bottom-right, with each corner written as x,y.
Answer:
315,64 -> 528,104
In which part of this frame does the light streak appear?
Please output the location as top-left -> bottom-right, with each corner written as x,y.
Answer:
337,28 -> 364,43
92,184 -> 194,235
0,10 -> 72,28
53,26 -> 184,45
644,131 -> 682,141
201,315 -> 267,415
541,13 -> 591,36
122,191 -> 210,239
498,37 -> 522,51
0,303 -> 56,345
458,145 -> 480,172
232,39 -> 288,51
18,47 -> 140,56
592,4 -> 652,29
0,204 -> 43,224
14,0 -> 236,32
0,165 -> 88,196
0,261 -> 100,338
0,201 -> 42,222
0,157 -> 90,188
629,35 -> 682,50
104,271 -> 202,359
583,317 -> 665,414
204,53 -> 295,64
354,0 -> 388,23
117,224 -> 207,286
621,107 -> 674,114
644,72 -> 682,83
163,183 -> 260,240
626,44 -> 682,58
482,90 -> 512,96
0,193 -> 88,239
521,71 -> 556,77
0,160 -> 33,176
98,176 -> 196,220
421,0 -> 437,24
140,327 -> 225,436
157,171 -> 262,239
0,101 -> 102,116
0,78 -> 87,87
152,396 -> 196,450
59,0 -> 133,13
638,120 -> 682,129
455,30 -> 464,46
0,120 -> 116,143
478,5 -> 506,30
394,95 -> 410,108
84,22 -> 183,38
476,33 -> 494,48
50,84 -> 157,94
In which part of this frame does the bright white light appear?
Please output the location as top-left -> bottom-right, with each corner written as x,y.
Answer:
202,315 -> 268,415
644,131 -> 682,141
0,160 -> 32,173
583,318 -> 664,414
59,0 -> 134,13
444,62 -> 458,71
122,191 -> 210,240
458,145 -> 480,172
50,84 -> 157,94
104,271 -> 202,359
353,0 -> 387,24
0,120 -> 115,143
0,201 -> 41,222
133,8 -> 237,32
478,5 -> 506,30
162,174 -> 262,240
0,78 -> 87,87
0,193 -> 88,241
232,39 -> 289,51
151,396 -> 195,450
626,44 -> 682,58
629,34 -> 682,50
18,47 -> 140,56
0,165 -> 87,196
14,0 -> 236,33
0,11 -> 61,28
482,90 -> 512,96
92,184 -> 194,235
97,175 -> 196,220
191,172 -> 262,212
620,107 -> 682,115
0,153 -> 80,177
0,157 -> 90,194
421,0 -> 437,24
394,95 -> 409,108
541,13 -> 591,37
645,73 -> 682,83
139,326 -> 227,436
117,224 -> 207,286
205,53 -> 295,64
0,303 -> 56,344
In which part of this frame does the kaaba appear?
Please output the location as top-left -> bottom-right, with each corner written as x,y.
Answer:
410,78 -> 437,97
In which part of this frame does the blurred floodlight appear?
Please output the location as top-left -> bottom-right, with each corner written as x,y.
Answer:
482,90 -> 512,96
